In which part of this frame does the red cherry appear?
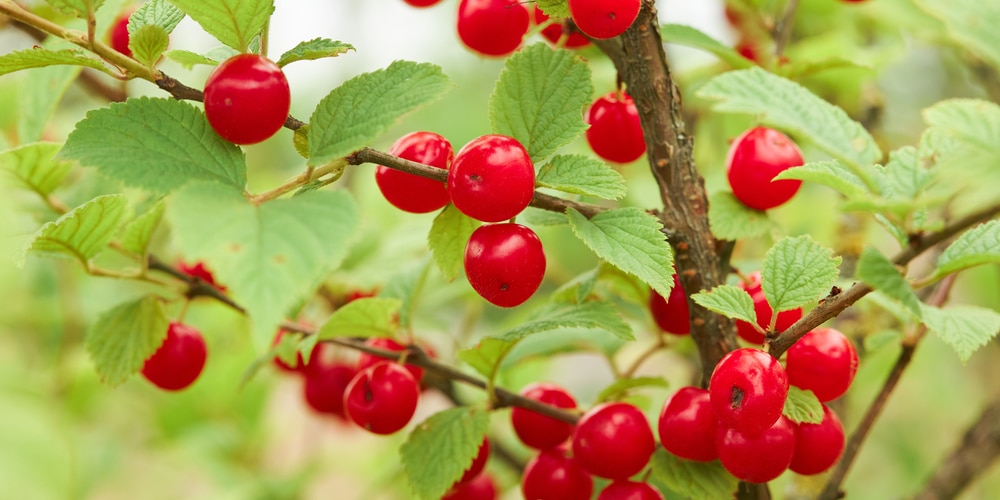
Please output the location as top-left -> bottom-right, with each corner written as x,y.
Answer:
716,415 -> 796,483
203,54 -> 290,145
735,290 -> 803,344
343,361 -> 420,434
726,126 -> 804,211
522,449 -> 594,500
443,473 -> 498,500
464,223 -> 546,308
572,402 -> 655,479
585,91 -> 646,163
454,439 -> 490,486
532,6 -> 591,49
355,337 -> 425,383
658,387 -> 717,462
568,0 -> 641,39
110,12 -> 132,57
404,0 -> 442,6
303,362 -> 357,419
376,131 -> 453,213
448,134 -> 535,223
735,39 -> 760,64
457,0 -> 530,57
512,382 -> 578,449
177,260 -> 226,291
790,404 -> 845,475
708,348 -> 789,436
141,322 -> 207,391
785,328 -> 859,402
649,274 -> 690,335
598,481 -> 665,500
741,271 -> 763,296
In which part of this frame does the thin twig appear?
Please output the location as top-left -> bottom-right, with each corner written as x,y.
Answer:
772,0 -> 800,58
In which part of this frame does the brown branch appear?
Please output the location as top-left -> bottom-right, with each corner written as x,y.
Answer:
147,255 -> 246,314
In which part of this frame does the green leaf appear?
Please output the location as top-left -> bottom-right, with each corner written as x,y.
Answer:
21,194 -> 129,267
120,200 -> 165,256
783,386 -> 824,424
85,295 -> 169,387
708,191 -> 777,240
597,376 -> 669,403
276,38 -> 354,67
167,183 -> 359,350
309,61 -> 452,166
923,99 -> 1000,159
0,142 -> 74,197
18,64 -> 81,143
921,304 -> 1000,363
521,207 -> 569,226
401,407 -> 491,500
935,220 -> 1000,277
129,25 -> 170,67
761,235 -> 841,312
773,160 -> 869,199
855,247 -> 922,318
536,0 -> 570,18
691,285 -> 756,324
378,262 -> 430,330
536,154 -> 627,200
917,0 -> 1000,70
428,204 -> 479,281
45,0 -> 104,17
163,49 -> 220,69
0,48 -> 113,77
882,146 -> 933,201
696,67 -> 882,171
489,43 -> 593,162
566,207 -> 675,299
650,449 -> 739,500
492,301 -> 633,342
316,297 -> 402,340
660,24 -> 754,69
129,0 -> 185,34
60,97 -> 246,194
458,337 -> 512,378
167,0 -> 274,52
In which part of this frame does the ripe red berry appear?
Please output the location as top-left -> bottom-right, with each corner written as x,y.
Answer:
177,260 -> 226,291
735,290 -> 803,344
343,361 -> 420,434
532,6 -> 591,49
522,449 -> 594,500
141,322 -> 207,391
457,0 -> 530,57
568,0 -> 641,39
404,0 -> 443,7
598,481 -> 665,500
448,134 -> 535,223
376,131 -> 453,213
709,348 -> 789,436
203,54 -> 290,145
454,439 -> 490,487
649,274 -> 690,335
572,402 -> 655,479
512,382 -> 578,449
464,223 -> 546,308
657,387 -> 717,462
355,337 -> 424,383
716,415 -> 796,483
585,91 -> 646,163
110,12 -> 132,57
443,473 -> 498,500
789,404 -> 845,475
785,328 -> 859,402
726,126 -> 804,211
303,362 -> 357,419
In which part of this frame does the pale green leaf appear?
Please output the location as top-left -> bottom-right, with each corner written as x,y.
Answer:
883,146 -> 933,200
651,449 -> 739,500
923,99 -> 1000,159
661,24 -> 754,69
458,337 -> 513,378
276,38 -> 354,67
45,0 -> 103,17
0,48 -> 113,77
309,61 -> 452,166
492,301 -> 633,342
783,386 -> 824,424
60,97 -> 246,194
401,407 -> 491,500
167,183 -> 359,350
537,154 -> 627,200
708,191 -> 777,240
917,0 -> 1000,70
0,142 -> 74,197
18,64 -> 81,143
566,207 -> 675,299
167,0 -> 274,52
163,49 -> 220,69
697,67 -> 882,170
551,267 -> 599,304
489,43 -> 593,162
936,220 -> 1000,277
428,204 -> 479,281
129,25 -> 170,67
921,304 -> 1000,363
762,235 -> 841,312
378,262 -> 430,330
521,207 -> 569,226
597,376 -> 669,403
316,297 -> 402,339
773,160 -> 869,199
691,285 -> 756,324
85,295 -> 169,387
21,194 -> 129,267
129,0 -> 185,34
120,200 -> 165,256
536,0 -> 569,18
856,247 -> 922,318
